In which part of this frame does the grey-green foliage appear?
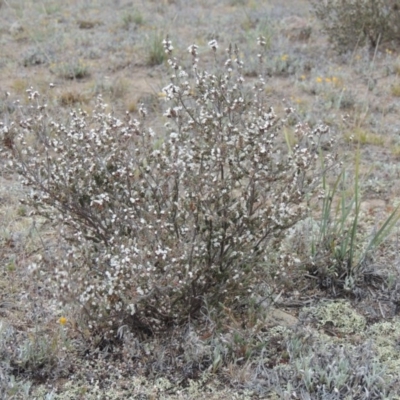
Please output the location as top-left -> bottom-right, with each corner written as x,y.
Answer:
0,321 -> 33,399
270,333 -> 394,399
310,0 -> 400,53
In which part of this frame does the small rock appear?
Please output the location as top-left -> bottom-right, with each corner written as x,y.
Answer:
266,308 -> 299,328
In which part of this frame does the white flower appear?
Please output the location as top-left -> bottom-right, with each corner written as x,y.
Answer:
208,39 -> 218,51
163,38 -> 174,54
188,44 -> 198,56
128,304 -> 136,315
257,36 -> 266,46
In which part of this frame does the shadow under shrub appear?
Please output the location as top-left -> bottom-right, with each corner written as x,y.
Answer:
2,39 -> 334,337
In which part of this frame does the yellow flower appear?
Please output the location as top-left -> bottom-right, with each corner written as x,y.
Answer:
59,316 -> 67,326
315,77 -> 323,83
300,74 -> 306,81
331,76 -> 342,87
281,54 -> 288,62
325,77 -> 332,83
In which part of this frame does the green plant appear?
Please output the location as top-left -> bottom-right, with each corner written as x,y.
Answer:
22,47 -> 49,67
265,53 -> 300,77
122,10 -> 144,29
146,32 -> 166,66
390,83 -> 400,97
3,40 -> 334,337
58,90 -> 88,107
18,332 -> 59,374
0,319 -> 69,397
40,0 -> 61,16
344,127 -> 385,146
310,0 -> 400,53
230,0 -> 248,5
308,150 -> 398,288
51,60 -> 90,80
93,77 -> 128,101
279,339 -> 391,397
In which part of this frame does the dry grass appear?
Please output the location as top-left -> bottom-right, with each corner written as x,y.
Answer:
1,0 -> 400,398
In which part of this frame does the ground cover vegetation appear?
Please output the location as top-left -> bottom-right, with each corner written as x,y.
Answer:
1,0 -> 400,398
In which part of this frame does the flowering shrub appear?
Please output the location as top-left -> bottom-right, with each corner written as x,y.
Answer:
1,39 -> 334,336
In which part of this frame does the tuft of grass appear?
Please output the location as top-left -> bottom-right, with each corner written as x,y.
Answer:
344,127 -> 385,146
58,90 -> 88,107
11,79 -> 29,94
146,32 -> 166,66
310,150 -> 399,285
92,77 -> 129,101
126,99 -> 138,113
391,145 -> 400,158
77,20 -> 98,30
17,205 -> 27,217
336,88 -> 356,110
390,83 -> 400,97
22,47 -> 49,67
122,10 -> 145,29
51,60 -> 90,80
394,61 -> 400,76
40,1 -> 61,15
230,0 -> 248,5
283,126 -> 298,149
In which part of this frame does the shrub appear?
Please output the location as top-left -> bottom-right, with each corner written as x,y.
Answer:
1,39 -> 335,337
310,0 -> 400,53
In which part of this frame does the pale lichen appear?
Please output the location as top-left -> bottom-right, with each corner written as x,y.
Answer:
305,300 -> 366,335
367,318 -> 400,374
